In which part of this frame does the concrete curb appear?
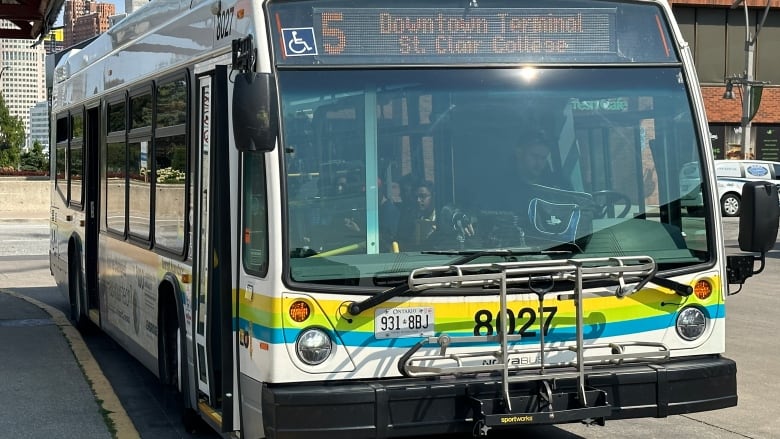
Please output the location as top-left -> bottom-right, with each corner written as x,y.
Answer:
1,290 -> 141,439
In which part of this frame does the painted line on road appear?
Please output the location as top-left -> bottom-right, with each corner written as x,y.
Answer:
0,289 -> 141,439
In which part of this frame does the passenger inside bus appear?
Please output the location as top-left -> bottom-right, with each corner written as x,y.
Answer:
397,180 -> 475,251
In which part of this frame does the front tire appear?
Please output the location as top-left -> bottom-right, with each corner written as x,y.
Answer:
159,304 -> 181,390
159,291 -> 203,433
721,193 -> 741,217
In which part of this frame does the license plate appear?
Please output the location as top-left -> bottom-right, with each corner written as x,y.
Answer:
374,307 -> 434,339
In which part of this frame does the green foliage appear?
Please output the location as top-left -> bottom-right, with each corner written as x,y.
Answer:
20,141 -> 49,172
0,93 -> 26,169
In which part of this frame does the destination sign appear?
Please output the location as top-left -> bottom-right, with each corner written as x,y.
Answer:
305,8 -> 616,61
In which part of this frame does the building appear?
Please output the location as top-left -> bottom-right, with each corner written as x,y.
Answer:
63,0 -> 116,48
0,21 -> 48,147
28,101 -> 49,152
671,0 -> 780,160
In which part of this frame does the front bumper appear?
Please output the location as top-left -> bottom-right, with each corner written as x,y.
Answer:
261,355 -> 736,439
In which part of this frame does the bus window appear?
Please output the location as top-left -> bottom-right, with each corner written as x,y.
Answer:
69,111 -> 84,207
128,92 -> 152,240
154,77 -> 188,254
243,151 -> 268,276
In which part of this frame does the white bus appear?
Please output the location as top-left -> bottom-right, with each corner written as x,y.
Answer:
49,0 -> 779,437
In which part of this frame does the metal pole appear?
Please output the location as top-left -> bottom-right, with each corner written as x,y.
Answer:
733,0 -> 771,159
740,1 -> 753,158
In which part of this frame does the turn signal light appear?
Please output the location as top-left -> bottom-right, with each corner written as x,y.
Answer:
289,300 -> 311,322
693,280 -> 712,300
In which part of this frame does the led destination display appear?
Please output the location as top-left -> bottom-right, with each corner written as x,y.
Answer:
314,8 -> 616,59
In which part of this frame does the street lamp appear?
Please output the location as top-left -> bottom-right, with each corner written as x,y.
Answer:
723,80 -> 735,100
723,0 -> 771,159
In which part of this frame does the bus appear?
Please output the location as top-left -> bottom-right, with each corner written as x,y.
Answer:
49,0 -> 780,437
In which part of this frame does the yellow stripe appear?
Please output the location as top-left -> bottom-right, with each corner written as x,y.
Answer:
236,275 -> 723,331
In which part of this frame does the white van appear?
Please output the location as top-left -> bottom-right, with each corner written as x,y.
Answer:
714,159 -> 780,217
680,161 -> 704,216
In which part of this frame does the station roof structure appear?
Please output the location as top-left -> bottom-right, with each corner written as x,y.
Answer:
0,0 -> 63,40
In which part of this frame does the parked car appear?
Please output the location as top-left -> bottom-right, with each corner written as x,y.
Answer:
680,161 -> 704,216
715,159 -> 780,217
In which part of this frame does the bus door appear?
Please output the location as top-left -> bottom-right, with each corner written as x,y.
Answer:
193,64 -> 234,431
85,104 -> 100,322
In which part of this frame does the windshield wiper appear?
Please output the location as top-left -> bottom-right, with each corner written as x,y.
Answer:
649,275 -> 693,297
348,282 -> 410,316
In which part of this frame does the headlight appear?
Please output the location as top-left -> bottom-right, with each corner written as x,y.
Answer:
295,327 -> 333,365
676,307 -> 706,341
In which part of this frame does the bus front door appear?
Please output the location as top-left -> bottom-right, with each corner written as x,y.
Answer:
85,105 -> 100,322
193,64 -> 234,432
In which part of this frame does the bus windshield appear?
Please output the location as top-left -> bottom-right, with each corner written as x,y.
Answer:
280,67 -> 710,286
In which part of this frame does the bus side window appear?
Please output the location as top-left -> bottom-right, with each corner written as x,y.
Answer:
243,151 -> 269,276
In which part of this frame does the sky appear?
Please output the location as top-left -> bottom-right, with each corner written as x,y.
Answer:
112,1 -> 126,15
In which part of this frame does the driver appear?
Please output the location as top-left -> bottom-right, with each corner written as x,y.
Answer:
511,131 -> 592,247
514,132 -> 564,187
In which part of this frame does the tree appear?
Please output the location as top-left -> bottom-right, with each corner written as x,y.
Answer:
0,93 -> 26,170
20,140 -> 49,173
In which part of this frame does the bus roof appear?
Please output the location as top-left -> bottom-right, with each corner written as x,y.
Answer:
52,0 -> 256,109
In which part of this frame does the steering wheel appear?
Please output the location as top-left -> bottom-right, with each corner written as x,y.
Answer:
592,190 -> 632,218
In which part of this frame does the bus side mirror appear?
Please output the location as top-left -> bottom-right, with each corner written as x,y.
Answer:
728,181 -> 780,289
232,72 -> 278,152
739,181 -> 779,253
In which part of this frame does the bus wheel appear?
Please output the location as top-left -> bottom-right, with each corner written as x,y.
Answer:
159,304 -> 181,390
68,256 -> 88,330
159,294 -> 202,432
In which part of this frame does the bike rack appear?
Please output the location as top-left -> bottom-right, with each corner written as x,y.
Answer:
396,256 -> 670,433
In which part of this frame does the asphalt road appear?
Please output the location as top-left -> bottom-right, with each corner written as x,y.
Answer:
1,217 -> 778,438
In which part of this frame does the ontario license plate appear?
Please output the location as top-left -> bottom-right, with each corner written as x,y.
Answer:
374,307 -> 434,339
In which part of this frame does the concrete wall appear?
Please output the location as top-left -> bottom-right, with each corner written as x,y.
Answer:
0,177 -> 50,220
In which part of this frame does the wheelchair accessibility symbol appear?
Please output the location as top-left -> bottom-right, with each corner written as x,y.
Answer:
282,28 -> 318,57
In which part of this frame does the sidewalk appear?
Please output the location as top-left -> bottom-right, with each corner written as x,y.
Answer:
0,289 -> 139,438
